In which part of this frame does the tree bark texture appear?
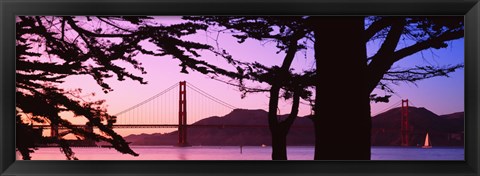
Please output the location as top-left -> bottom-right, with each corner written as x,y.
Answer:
311,17 -> 372,160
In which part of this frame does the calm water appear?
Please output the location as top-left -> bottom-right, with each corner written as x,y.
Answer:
18,146 -> 464,160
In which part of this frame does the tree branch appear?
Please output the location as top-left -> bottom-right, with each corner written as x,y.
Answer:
383,64 -> 463,83
365,17 -> 392,42
392,29 -> 464,63
65,17 -> 135,38
366,19 -> 406,93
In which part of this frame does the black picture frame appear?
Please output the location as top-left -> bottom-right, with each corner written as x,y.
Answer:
1,0 -> 479,175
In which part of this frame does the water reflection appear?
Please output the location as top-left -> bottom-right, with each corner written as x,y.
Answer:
17,146 -> 464,160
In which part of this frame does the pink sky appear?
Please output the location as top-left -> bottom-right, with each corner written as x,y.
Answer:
48,16 -> 464,136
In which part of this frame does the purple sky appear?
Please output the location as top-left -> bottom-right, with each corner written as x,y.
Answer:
53,16 -> 464,136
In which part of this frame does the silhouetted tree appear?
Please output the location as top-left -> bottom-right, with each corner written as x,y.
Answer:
184,16 -> 463,160
20,16 -> 461,161
16,16 -> 240,160
16,113 -> 41,160
308,16 -> 463,160
184,16 -> 315,160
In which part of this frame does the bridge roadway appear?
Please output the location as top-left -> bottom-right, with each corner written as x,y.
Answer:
31,124 -> 406,133
31,124 -> 314,129
32,124 -> 442,139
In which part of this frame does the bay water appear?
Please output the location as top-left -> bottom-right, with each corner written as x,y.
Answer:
17,146 -> 464,160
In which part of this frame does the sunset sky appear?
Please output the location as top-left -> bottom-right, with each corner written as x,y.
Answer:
46,16 -> 464,136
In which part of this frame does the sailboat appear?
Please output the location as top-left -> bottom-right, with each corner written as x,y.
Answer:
422,132 -> 432,149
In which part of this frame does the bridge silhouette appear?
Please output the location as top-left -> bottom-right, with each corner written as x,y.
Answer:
33,81 -> 414,147
35,81 -> 243,146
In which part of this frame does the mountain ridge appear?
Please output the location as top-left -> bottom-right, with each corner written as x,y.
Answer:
124,107 -> 464,146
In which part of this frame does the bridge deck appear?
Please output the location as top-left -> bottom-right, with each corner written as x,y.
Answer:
31,124 -> 313,129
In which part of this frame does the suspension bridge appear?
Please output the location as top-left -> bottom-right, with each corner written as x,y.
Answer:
33,81 -> 418,147
35,81 -> 246,146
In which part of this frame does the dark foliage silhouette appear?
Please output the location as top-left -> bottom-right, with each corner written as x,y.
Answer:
16,16 -> 463,160
308,16 -> 463,160
185,16 -> 315,160
184,16 -> 463,160
16,16 -> 240,160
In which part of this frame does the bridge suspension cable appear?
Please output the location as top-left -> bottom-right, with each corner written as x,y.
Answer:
372,100 -> 402,116
113,83 -> 179,116
186,82 -> 237,110
111,81 -> 238,126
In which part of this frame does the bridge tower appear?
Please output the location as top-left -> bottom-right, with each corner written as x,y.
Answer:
401,99 -> 409,146
178,81 -> 188,146
50,124 -> 59,139
84,122 -> 95,145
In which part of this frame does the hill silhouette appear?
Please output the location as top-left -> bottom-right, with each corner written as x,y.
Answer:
372,107 -> 464,146
124,107 -> 463,146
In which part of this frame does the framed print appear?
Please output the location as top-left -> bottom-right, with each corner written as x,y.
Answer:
1,0 -> 479,175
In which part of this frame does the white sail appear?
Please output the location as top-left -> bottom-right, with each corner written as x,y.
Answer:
422,132 -> 432,148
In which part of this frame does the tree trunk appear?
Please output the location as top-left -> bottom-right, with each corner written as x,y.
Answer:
267,85 -> 285,160
271,128 -> 288,160
267,38 -> 301,160
270,92 -> 300,160
311,17 -> 372,160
